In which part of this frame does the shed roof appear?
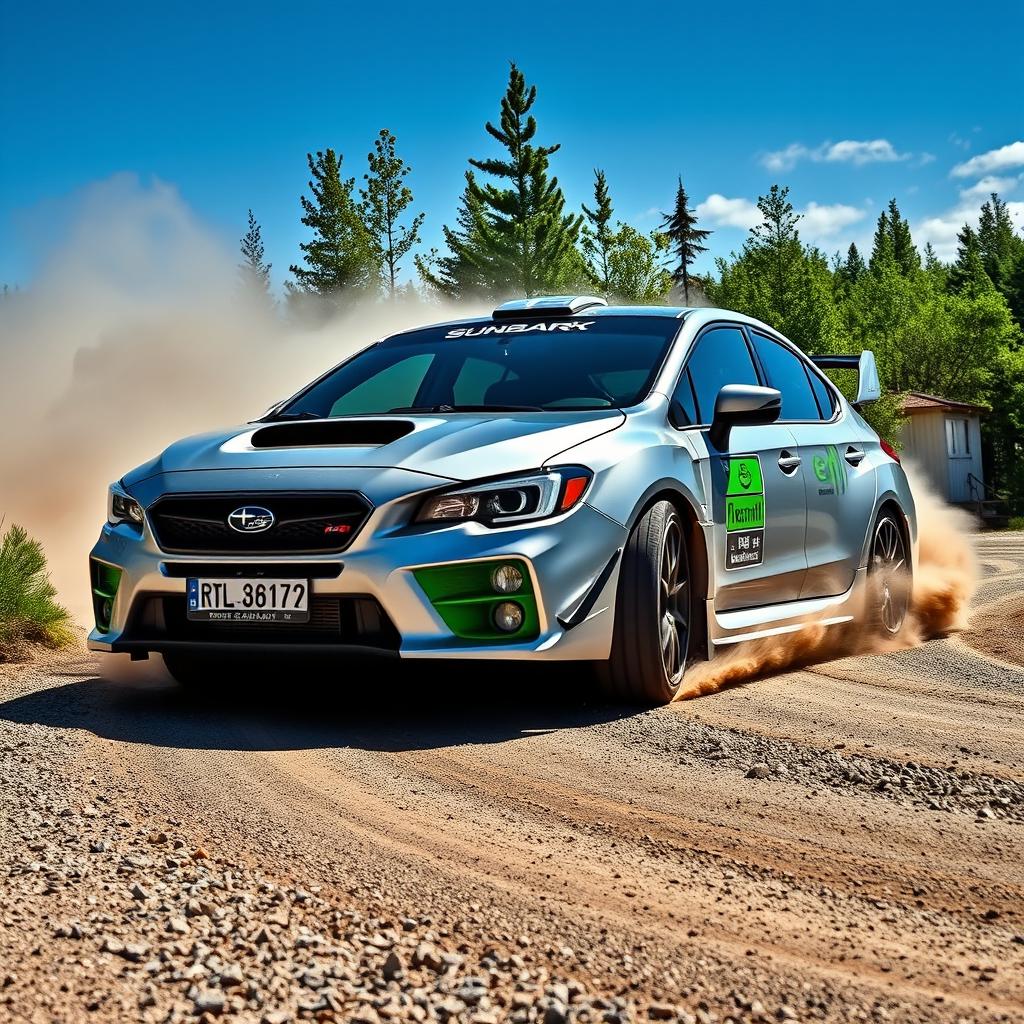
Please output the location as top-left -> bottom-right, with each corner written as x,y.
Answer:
901,391 -> 989,415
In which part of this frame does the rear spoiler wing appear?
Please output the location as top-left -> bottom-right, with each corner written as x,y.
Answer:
810,350 -> 880,408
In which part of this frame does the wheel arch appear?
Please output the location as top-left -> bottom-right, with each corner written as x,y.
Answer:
622,482 -> 710,663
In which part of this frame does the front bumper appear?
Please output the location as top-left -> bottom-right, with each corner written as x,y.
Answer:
88,501 -> 627,663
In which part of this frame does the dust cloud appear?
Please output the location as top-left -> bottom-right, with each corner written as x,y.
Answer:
676,464 -> 978,699
0,174 -> 481,623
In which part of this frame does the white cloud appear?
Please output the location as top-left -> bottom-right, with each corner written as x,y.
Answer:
951,141 -> 1024,178
821,140 -> 906,166
695,194 -> 867,247
695,194 -> 762,230
915,174 -> 1023,260
760,138 -> 910,171
958,174 -> 1021,199
798,202 -> 866,243
761,143 -> 810,172
1008,203 -> 1024,234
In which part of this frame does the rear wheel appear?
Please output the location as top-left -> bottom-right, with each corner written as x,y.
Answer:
869,512 -> 911,635
598,500 -> 690,704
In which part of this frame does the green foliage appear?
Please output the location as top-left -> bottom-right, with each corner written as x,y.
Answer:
1007,516 -> 1024,532
659,177 -> 710,304
707,185 -> 841,353
580,171 -> 670,303
977,193 -> 1024,290
0,523 -> 73,661
419,64 -> 582,299
605,225 -> 672,304
360,130 -> 425,298
288,149 -> 379,302
238,209 -> 273,301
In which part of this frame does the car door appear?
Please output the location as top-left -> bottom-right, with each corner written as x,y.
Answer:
747,330 -> 877,599
671,325 -> 807,611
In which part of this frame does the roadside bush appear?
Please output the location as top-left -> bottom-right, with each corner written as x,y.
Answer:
1008,516 -> 1024,532
0,522 -> 74,661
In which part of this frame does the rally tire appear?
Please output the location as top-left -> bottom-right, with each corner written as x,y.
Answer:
867,511 -> 912,636
598,500 -> 690,704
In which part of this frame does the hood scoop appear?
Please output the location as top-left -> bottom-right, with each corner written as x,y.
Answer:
249,418 -> 415,449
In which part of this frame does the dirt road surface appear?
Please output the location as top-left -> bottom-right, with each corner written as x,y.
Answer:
1,533 -> 1022,1024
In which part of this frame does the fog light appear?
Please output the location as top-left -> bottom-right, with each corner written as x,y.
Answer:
491,564 -> 524,594
100,599 -> 113,627
493,601 -> 524,633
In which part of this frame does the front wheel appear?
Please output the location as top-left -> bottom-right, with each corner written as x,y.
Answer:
597,500 -> 691,704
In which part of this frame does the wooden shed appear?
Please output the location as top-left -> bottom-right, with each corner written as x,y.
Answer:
899,392 -> 988,507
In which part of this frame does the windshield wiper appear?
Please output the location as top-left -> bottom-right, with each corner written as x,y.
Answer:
261,410 -> 323,422
387,403 -> 544,413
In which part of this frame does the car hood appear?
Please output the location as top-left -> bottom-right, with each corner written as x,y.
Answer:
123,411 -> 625,493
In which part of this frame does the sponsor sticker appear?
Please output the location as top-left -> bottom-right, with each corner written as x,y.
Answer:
812,444 -> 848,497
723,455 -> 765,569
444,321 -> 594,339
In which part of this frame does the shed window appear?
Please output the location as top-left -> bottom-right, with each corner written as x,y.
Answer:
945,418 -> 971,457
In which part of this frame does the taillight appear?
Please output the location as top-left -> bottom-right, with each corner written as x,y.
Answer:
880,439 -> 901,464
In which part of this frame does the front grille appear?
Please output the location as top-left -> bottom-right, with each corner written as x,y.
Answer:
148,492 -> 371,555
128,594 -> 400,649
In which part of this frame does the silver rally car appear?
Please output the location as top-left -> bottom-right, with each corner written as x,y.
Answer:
89,296 -> 915,703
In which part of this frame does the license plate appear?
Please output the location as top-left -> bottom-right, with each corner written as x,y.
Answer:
186,578 -> 310,623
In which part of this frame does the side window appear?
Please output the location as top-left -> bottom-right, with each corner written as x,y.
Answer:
670,368 -> 699,427
328,353 -> 434,415
750,333 -> 821,421
686,327 -> 760,423
807,369 -> 836,419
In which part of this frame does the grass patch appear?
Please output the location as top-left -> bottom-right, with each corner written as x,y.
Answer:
0,522 -> 74,662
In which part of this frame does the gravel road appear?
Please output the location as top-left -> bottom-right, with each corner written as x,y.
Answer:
1,533 -> 1022,1024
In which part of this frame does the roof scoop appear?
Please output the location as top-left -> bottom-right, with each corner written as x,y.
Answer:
492,295 -> 607,319
249,419 -> 415,449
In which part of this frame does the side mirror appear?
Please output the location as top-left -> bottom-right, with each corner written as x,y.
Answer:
854,351 -> 880,407
708,384 -> 782,451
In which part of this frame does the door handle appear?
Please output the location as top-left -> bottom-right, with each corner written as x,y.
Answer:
845,446 -> 866,466
778,450 -> 801,473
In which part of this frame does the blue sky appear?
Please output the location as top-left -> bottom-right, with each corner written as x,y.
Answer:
2,0 -> 1023,290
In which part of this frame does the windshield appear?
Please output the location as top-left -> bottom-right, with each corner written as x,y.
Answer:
272,316 -> 681,418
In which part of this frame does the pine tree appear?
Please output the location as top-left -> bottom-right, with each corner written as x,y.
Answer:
887,198 -> 919,276
581,169 -> 615,295
949,225 -> 993,295
289,149 -> 378,300
360,130 -> 425,298
239,209 -> 273,299
420,64 -> 582,299
870,200 -> 918,275
835,242 -> 866,290
977,193 -> 1024,290
660,177 -> 710,304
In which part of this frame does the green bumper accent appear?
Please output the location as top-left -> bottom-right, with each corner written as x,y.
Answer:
412,559 -> 540,643
90,559 -> 122,632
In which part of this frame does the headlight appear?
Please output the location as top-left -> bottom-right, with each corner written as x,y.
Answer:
416,467 -> 592,527
108,485 -> 144,527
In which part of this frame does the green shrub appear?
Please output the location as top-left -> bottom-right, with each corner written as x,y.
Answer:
1008,516 -> 1024,533
0,522 -> 74,662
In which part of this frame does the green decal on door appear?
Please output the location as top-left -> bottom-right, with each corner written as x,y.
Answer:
812,444 -> 847,496
726,456 -> 763,496
722,454 -> 765,569
726,494 -> 765,531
